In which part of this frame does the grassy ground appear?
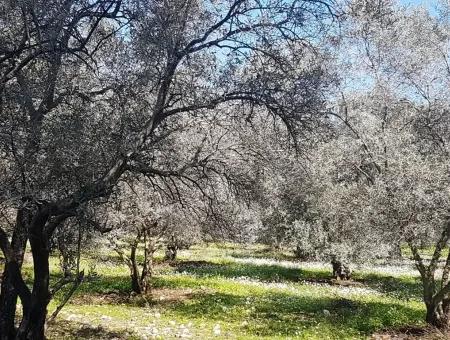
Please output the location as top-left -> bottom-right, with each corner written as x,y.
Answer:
2,243 -> 447,339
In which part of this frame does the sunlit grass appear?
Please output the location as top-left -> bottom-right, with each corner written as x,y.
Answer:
1,243 -> 428,339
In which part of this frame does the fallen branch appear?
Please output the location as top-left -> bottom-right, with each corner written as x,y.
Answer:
47,270 -> 85,324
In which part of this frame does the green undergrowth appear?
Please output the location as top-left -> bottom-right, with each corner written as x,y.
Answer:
1,243 -> 428,339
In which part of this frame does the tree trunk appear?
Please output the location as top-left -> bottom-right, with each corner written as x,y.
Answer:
130,270 -> 142,294
140,234 -> 154,294
0,208 -> 30,339
165,245 -> 177,261
409,223 -> 450,330
129,243 -> 142,294
425,299 -> 450,329
421,275 -> 450,330
171,247 -> 177,261
388,243 -> 402,260
15,209 -> 51,340
0,264 -> 21,340
127,231 -> 155,295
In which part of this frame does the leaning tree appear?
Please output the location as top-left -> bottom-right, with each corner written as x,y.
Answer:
0,0 -> 336,338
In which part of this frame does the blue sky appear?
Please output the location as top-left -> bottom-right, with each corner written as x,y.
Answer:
400,0 -> 437,7
399,0 -> 440,15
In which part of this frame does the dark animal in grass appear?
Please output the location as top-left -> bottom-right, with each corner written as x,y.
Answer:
331,259 -> 352,280
164,234 -> 192,261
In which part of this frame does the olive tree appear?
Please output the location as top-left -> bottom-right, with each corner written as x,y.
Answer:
0,0 -> 335,338
310,0 -> 450,328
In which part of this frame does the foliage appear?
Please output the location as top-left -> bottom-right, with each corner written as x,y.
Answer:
37,243 -> 427,339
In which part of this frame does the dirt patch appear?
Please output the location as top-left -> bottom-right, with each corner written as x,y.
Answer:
371,325 -> 450,339
330,298 -> 359,310
300,277 -> 366,288
71,292 -> 132,305
330,279 -> 366,287
174,260 -> 218,270
47,319 -> 131,340
71,288 -> 195,306
150,287 -> 195,303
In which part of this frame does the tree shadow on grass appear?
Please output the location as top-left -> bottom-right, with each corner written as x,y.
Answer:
55,259 -> 425,308
174,260 -> 425,301
78,275 -> 131,294
50,263 -> 426,338
52,259 -> 316,302
62,274 -> 198,308
162,290 -> 424,337
173,260 -> 330,282
83,250 -> 167,267
356,273 -> 423,301
228,247 -> 296,261
47,319 -> 132,339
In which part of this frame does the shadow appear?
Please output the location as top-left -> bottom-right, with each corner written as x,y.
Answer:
60,274 -> 197,308
228,247 -> 297,261
173,260 -> 330,283
159,290 -> 424,337
76,274 -> 132,295
52,259 -> 424,307
83,250 -> 167,267
45,259 -> 427,338
174,260 -> 425,301
373,324 -> 438,338
356,273 -> 423,301
47,319 -> 132,339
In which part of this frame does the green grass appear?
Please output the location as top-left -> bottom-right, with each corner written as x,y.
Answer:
2,243 -> 429,339
401,244 -> 449,259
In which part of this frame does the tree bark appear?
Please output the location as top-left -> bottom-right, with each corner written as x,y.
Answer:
129,241 -> 142,294
410,233 -> 450,330
15,209 -> 51,340
0,264 -> 22,340
0,208 -> 30,339
165,245 -> 177,261
425,299 -> 450,329
141,235 -> 154,294
420,273 -> 450,330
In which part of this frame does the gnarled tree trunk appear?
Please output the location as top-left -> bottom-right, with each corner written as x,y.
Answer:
409,221 -> 450,330
115,223 -> 158,295
425,299 -> 450,329
140,233 -> 155,294
15,208 -> 51,340
0,208 -> 30,339
0,204 -> 68,340
129,239 -> 142,294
